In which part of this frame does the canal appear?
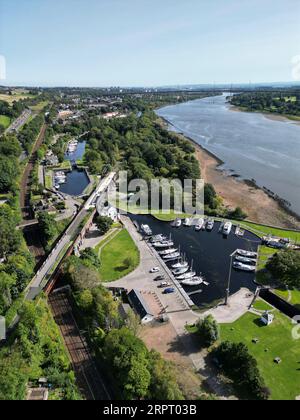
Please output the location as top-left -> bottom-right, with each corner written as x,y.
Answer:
57,140 -> 90,196
130,214 -> 261,308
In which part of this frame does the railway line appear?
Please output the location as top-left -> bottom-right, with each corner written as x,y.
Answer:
49,289 -> 112,401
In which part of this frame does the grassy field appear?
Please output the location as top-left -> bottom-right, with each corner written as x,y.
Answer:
98,228 -> 140,282
252,299 -> 274,312
0,114 -> 11,128
29,101 -> 49,112
220,311 -> 300,400
0,92 -> 34,104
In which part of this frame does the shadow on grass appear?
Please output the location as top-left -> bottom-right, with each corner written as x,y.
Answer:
253,317 -> 266,328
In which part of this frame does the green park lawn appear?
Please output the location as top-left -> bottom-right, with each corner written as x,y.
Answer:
0,114 -> 11,129
98,229 -> 140,282
220,311 -> 300,400
252,299 -> 274,312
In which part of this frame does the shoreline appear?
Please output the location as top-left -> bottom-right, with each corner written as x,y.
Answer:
157,115 -> 300,230
229,104 -> 300,126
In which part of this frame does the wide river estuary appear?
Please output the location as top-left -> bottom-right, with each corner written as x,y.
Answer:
157,94 -> 300,216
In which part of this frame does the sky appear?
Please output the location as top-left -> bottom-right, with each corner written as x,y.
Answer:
0,0 -> 300,87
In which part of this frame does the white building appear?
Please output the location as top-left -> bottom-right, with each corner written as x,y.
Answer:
261,311 -> 274,326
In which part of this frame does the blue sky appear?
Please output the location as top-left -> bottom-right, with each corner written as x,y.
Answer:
1,0 -> 300,87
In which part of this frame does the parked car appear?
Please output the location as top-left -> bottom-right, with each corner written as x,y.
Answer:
158,282 -> 170,288
163,287 -> 175,294
154,275 -> 165,281
150,267 -> 160,273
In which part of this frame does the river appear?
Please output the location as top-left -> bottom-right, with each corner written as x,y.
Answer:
156,95 -> 300,216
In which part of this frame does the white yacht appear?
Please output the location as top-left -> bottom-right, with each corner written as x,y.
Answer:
183,218 -> 192,226
233,262 -> 256,272
223,221 -> 232,236
172,266 -> 189,275
235,255 -> 256,264
171,260 -> 189,269
206,219 -> 215,231
150,234 -> 166,243
181,276 -> 204,286
159,248 -> 178,256
195,218 -> 204,231
176,271 -> 196,280
174,218 -> 182,228
163,252 -> 181,260
141,224 -> 152,235
153,241 -> 174,248
237,249 -> 258,258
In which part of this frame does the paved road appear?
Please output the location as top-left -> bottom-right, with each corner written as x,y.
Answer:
5,109 -> 32,134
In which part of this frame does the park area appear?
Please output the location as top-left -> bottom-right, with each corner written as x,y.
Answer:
96,228 -> 140,282
0,115 -> 10,129
220,309 -> 300,400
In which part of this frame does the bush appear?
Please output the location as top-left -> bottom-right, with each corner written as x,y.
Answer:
195,315 -> 219,347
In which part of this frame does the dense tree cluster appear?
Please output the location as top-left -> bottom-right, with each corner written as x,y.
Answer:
18,113 -> 44,153
0,135 -> 21,193
195,315 -> 220,347
230,92 -> 300,116
266,249 -> 300,289
0,299 -> 80,400
63,252 -> 185,399
37,212 -> 59,251
212,341 -> 270,400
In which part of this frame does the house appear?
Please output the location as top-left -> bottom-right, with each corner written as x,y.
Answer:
261,311 -> 274,326
127,289 -> 154,324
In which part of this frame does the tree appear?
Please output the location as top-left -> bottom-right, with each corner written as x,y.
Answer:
204,183 -> 217,209
103,327 -> 150,399
37,212 -> 58,248
0,205 -> 22,259
123,256 -> 134,270
230,206 -> 248,220
148,350 -> 184,400
212,341 -> 269,400
0,156 -> 19,193
95,216 -> 113,235
195,315 -> 220,347
80,247 -> 100,269
266,250 -> 300,289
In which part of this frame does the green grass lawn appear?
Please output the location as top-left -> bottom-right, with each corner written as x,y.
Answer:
220,311 -> 300,400
0,114 -> 11,129
29,101 -> 49,112
98,229 -> 140,282
252,299 -> 274,312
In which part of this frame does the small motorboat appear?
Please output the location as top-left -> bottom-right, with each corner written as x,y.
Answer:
206,219 -> 215,231
183,218 -> 192,226
195,218 -> 204,231
153,241 -> 174,248
223,221 -> 232,236
233,262 -> 256,272
174,218 -> 182,228
237,249 -> 258,258
235,255 -> 257,264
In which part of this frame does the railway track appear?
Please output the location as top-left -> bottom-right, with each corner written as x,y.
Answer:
48,290 -> 111,400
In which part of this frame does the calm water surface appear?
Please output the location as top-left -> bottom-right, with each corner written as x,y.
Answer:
157,95 -> 300,215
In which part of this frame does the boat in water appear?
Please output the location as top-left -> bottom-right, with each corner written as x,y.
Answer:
171,260 -> 189,269
195,218 -> 204,231
206,219 -> 215,231
153,240 -> 174,248
141,224 -> 152,235
159,248 -> 178,256
237,249 -> 258,258
150,234 -> 167,243
172,218 -> 182,228
181,276 -> 204,286
235,255 -> 256,264
233,262 -> 256,272
183,218 -> 192,227
176,271 -> 196,280
172,266 -> 189,275
163,252 -> 181,260
223,221 -> 232,236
